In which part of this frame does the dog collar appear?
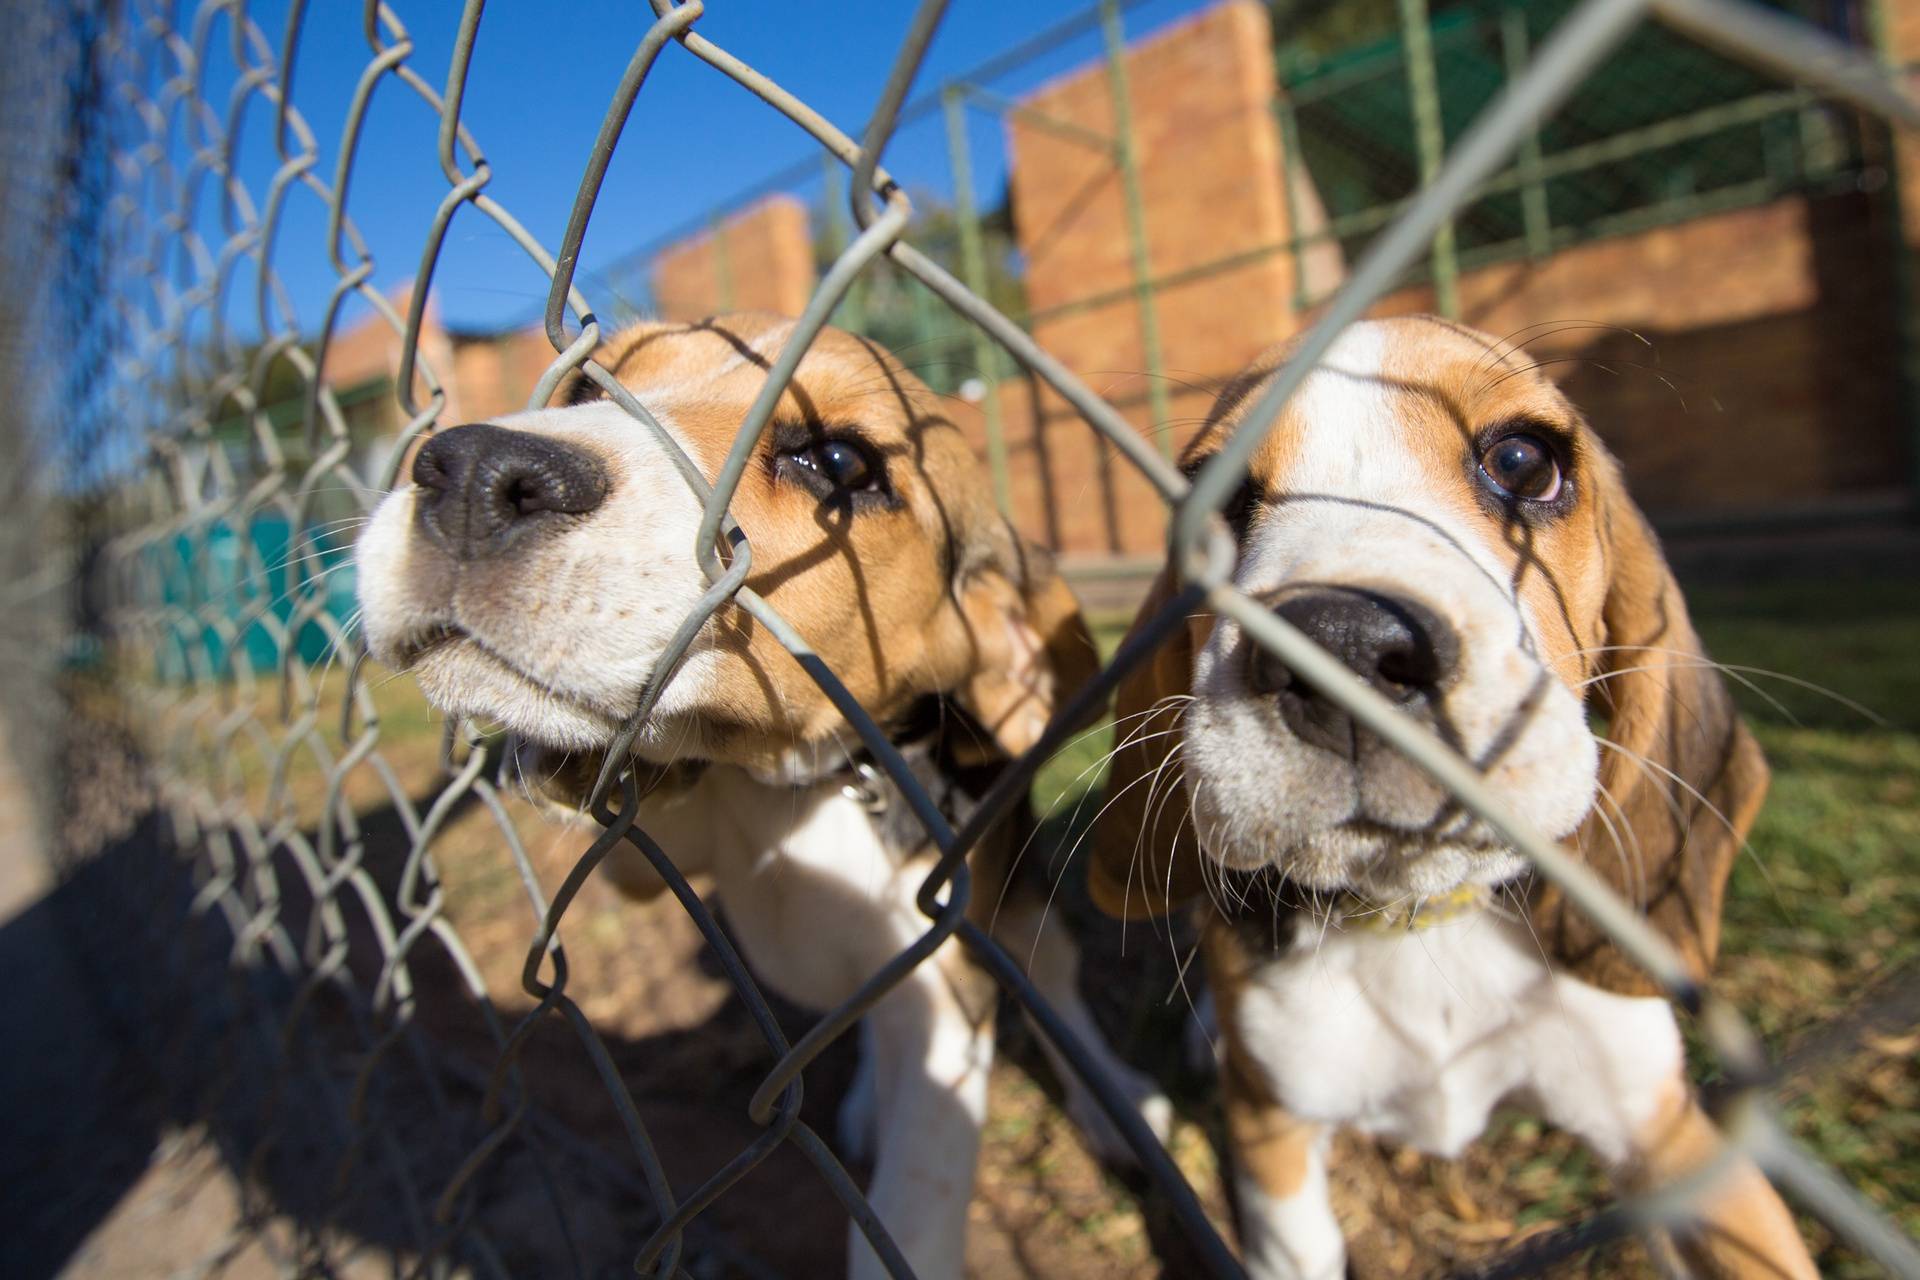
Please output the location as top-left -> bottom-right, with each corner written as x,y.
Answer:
1332,883 -> 1491,932
810,694 -> 984,818
838,760 -> 891,815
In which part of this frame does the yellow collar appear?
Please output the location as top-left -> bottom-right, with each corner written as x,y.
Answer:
1332,884 -> 1491,933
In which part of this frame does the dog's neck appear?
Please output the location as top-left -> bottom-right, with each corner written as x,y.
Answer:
1214,866 -> 1502,951
742,694 -> 955,788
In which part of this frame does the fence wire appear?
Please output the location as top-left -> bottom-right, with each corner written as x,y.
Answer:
63,0 -> 1920,1276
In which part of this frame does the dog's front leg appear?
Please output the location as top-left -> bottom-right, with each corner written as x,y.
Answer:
846,948 -> 997,1280
1615,1082 -> 1817,1280
1526,981 -> 1816,1280
985,890 -> 1174,1162
1221,1044 -> 1345,1280
1200,925 -> 1345,1280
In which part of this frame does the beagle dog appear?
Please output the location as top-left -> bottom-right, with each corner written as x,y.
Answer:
355,314 -> 1166,1280
1089,316 -> 1817,1279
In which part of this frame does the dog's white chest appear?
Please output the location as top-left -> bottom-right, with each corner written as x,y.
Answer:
634,769 -> 933,1013
1231,913 -> 1681,1162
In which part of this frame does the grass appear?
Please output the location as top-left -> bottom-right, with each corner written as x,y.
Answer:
1691,578 -> 1920,1266
1690,579 -> 1920,995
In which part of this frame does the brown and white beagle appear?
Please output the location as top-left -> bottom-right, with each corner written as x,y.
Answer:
1089,316 -> 1816,1279
356,314 -> 1168,1280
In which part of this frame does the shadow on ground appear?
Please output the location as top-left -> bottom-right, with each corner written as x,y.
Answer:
0,708 -> 1224,1280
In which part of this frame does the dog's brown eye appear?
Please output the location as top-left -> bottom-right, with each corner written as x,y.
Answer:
786,439 -> 878,492
1478,434 -> 1561,502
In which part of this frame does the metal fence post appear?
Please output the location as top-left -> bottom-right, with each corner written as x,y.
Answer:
943,85 -> 1014,515
1500,7 -> 1554,258
1274,95 -> 1314,310
1400,0 -> 1461,315
908,261 -> 941,358
1099,0 -> 1174,458
823,153 -> 868,333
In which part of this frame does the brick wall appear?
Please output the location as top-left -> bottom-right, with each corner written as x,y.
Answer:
324,294 -> 561,432
1879,0 -> 1920,487
446,328 -> 568,424
320,195 -> 817,447
319,282 -> 465,425
322,201 -> 817,438
1369,193 -> 1903,516
1002,0 -> 1322,557
650,194 -> 816,322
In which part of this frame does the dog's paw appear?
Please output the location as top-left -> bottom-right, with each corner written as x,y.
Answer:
1237,1175 -> 1347,1280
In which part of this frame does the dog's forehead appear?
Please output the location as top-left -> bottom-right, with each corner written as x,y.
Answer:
1198,318 -> 1580,489
1373,318 -> 1577,433
601,317 -> 928,442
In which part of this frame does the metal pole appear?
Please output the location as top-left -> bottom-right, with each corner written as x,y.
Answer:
1399,0 -> 1460,316
908,258 -> 941,365
1099,0 -> 1175,458
821,152 -> 866,332
1274,95 -> 1313,310
1500,7 -> 1553,258
1795,92 -> 1835,179
944,85 -> 1013,515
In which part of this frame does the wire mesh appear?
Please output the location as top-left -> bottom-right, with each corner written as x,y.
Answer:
63,0 -> 1920,1276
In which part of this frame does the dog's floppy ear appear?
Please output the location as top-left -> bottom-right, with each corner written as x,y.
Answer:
1085,563 -> 1212,920
952,536 -> 1101,762
1530,451 -> 1768,998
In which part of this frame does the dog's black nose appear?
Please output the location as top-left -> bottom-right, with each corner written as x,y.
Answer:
1248,589 -> 1459,758
412,423 -> 608,559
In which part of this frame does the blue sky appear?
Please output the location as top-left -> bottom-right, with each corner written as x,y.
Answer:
205,0 -> 1213,336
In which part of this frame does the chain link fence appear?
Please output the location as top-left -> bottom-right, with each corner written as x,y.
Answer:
27,0 -> 1920,1276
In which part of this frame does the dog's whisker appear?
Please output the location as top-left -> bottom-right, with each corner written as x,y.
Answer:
1585,781 -> 1647,909
1001,715 -> 1194,941
1576,656 -> 1884,727
1592,737 -> 1781,900
1481,354 -> 1701,414
1471,319 -> 1654,382
1135,741 -> 1190,914
1161,931 -> 1209,1036
1051,712 -> 1191,928
1578,660 -> 1798,726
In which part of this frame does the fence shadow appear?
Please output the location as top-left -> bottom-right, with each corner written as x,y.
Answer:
14,695 -> 1218,1280
0,825 -> 172,1278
